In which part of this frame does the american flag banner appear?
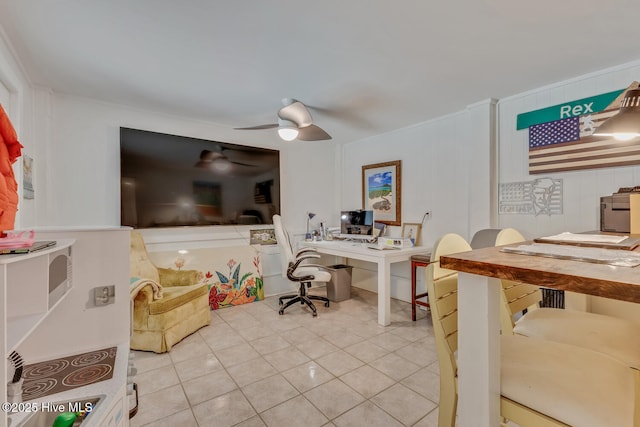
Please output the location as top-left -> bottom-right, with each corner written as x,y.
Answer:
528,82 -> 640,174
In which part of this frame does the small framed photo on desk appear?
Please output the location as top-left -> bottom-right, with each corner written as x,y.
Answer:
402,222 -> 422,246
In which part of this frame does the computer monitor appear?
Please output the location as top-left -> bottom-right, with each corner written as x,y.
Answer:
340,210 -> 374,239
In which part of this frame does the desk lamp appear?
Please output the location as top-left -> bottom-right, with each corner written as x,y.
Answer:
306,212 -> 316,240
594,87 -> 640,141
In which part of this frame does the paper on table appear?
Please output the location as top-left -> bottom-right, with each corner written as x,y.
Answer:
502,243 -> 640,267
539,232 -> 628,244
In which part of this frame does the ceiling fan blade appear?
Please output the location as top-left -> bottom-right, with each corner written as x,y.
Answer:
278,100 -> 313,127
230,161 -> 258,167
297,124 -> 332,141
234,124 -> 278,130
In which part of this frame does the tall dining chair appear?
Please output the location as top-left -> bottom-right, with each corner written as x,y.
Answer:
272,215 -> 331,317
496,227 -> 640,369
427,232 -> 640,427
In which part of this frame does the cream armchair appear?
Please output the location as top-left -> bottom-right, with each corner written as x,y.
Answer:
130,231 -> 210,353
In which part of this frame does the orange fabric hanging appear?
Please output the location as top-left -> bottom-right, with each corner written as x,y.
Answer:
0,104 -> 23,231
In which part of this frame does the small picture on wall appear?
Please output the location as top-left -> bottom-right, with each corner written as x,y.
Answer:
23,155 -> 34,199
250,228 -> 277,245
402,222 -> 422,246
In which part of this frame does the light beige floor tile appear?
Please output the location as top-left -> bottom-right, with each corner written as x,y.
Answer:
343,340 -> 389,363
226,357 -> 278,387
394,340 -> 438,367
369,352 -> 421,381
135,364 -> 180,396
282,361 -> 335,393
333,401 -> 403,427
339,365 -> 396,399
401,366 -> 441,403
201,329 -> 247,351
304,378 -> 365,419
251,334 -> 291,355
241,374 -> 299,413
192,389 -> 257,427
315,350 -> 364,377
237,324 -> 276,342
173,353 -> 223,382
263,346 -> 310,372
215,342 -> 261,367
234,415 -> 267,427
129,384 -> 190,427
413,407 -> 440,427
389,322 -> 431,342
370,383 -> 437,426
296,338 -> 340,359
135,408 -> 197,427
260,395 -> 328,427
168,333 -> 212,364
182,369 -> 238,406
132,350 -> 172,374
280,326 -> 320,344
366,331 -> 412,351
321,330 -> 366,348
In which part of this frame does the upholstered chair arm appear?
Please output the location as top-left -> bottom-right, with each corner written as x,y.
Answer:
157,267 -> 202,287
133,284 -> 154,305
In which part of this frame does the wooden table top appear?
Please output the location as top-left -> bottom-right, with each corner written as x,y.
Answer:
440,242 -> 640,304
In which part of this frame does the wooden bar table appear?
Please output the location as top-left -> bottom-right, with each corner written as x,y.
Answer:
440,242 -> 640,427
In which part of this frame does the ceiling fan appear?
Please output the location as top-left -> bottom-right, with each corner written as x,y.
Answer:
234,98 -> 332,141
195,148 -> 256,172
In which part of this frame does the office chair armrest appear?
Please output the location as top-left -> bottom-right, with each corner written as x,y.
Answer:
295,247 -> 318,257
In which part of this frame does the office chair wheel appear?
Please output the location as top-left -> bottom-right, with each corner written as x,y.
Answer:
312,311 -> 317,317
324,302 -> 330,307
279,308 -> 284,315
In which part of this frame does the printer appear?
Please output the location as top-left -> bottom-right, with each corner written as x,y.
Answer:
600,187 -> 640,233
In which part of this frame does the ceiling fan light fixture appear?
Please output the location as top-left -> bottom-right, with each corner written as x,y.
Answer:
594,88 -> 640,141
277,119 -> 299,141
212,158 -> 232,172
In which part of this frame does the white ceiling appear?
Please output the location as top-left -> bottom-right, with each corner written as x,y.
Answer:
2,0 -> 640,145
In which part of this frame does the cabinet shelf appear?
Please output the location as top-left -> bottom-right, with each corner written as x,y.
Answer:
3,239 -> 74,356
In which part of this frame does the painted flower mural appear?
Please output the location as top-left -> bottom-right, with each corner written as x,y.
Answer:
205,256 -> 264,310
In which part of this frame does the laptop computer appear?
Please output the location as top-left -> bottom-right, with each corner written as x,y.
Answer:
0,241 -> 57,255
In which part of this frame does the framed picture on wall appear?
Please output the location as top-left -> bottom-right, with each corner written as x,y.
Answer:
249,228 -> 277,245
402,222 -> 422,246
362,160 -> 402,226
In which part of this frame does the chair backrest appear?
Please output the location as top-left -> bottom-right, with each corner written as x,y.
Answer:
273,214 -> 294,278
426,233 -> 471,427
470,229 -> 501,249
130,231 -> 161,283
430,232 -> 472,281
493,228 -> 542,333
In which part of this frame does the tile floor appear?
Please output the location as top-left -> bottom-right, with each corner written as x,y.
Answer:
130,287 -> 441,427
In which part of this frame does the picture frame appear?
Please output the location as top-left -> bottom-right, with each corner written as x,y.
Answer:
402,222 -> 422,246
249,228 -> 277,245
362,160 -> 402,226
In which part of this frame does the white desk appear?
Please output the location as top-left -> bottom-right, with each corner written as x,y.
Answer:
303,240 -> 429,326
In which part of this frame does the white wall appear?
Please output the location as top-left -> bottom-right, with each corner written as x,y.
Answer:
497,60 -> 640,238
338,100 -> 495,301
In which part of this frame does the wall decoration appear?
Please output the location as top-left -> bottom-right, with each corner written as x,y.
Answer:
149,246 -> 263,310
362,160 -> 402,226
23,155 -> 34,199
249,228 -> 277,245
401,222 -> 422,246
499,178 -> 563,216
517,82 -> 640,174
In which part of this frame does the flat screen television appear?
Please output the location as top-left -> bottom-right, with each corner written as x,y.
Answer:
120,127 -> 280,228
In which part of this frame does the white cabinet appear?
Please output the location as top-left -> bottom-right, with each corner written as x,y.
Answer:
3,241 -> 74,355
